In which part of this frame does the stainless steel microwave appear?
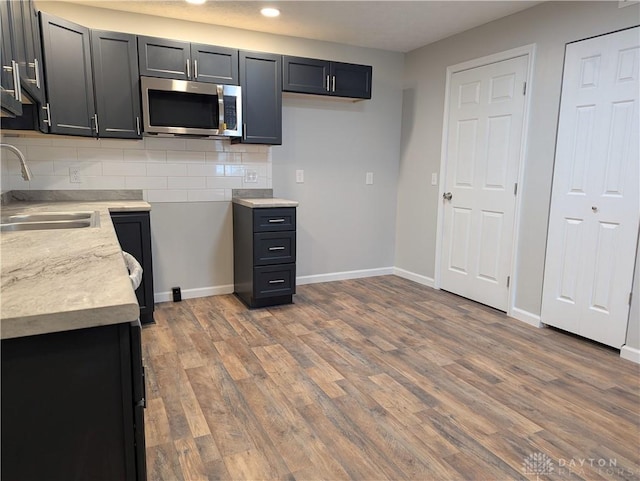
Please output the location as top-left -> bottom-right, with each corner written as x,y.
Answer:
140,76 -> 242,137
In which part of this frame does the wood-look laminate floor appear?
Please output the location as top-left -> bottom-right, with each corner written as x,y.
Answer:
141,276 -> 640,481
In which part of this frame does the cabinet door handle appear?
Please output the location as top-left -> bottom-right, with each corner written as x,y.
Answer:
136,116 -> 141,136
194,59 -> 198,79
93,113 -> 99,135
268,279 -> 285,284
27,58 -> 40,88
243,122 -> 247,141
186,58 -> 191,79
332,75 -> 336,92
42,102 -> 51,125
326,74 -> 330,92
268,246 -> 285,251
268,218 -> 285,223
9,60 -> 22,101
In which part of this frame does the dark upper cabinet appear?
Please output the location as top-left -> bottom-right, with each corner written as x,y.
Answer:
239,51 -> 282,145
0,1 -> 22,117
191,43 -> 238,84
40,13 -> 95,136
91,30 -> 142,138
137,36 -> 190,80
138,36 -> 239,84
283,55 -> 372,99
111,211 -> 155,325
12,0 -> 44,103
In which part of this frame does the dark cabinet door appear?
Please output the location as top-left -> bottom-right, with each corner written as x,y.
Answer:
282,56 -> 330,95
40,12 -> 96,136
13,0 -> 43,103
91,30 -> 142,138
191,43 -> 238,84
111,212 -> 155,325
239,51 -> 282,145
137,35 -> 190,80
1,324 -> 140,481
0,1 -> 22,117
331,62 -> 372,99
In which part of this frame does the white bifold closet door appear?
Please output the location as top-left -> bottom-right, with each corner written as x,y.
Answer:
542,27 -> 639,348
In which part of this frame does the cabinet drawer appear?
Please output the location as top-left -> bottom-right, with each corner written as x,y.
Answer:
254,231 -> 296,266
253,208 -> 296,232
254,264 -> 295,298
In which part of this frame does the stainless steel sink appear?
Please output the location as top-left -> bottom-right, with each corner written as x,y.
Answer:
0,211 -> 100,232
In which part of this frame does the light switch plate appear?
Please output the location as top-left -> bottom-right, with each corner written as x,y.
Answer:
431,173 -> 437,185
366,172 -> 374,185
296,170 -> 304,183
244,169 -> 258,183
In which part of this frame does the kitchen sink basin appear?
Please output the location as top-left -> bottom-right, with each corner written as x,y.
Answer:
0,211 -> 100,232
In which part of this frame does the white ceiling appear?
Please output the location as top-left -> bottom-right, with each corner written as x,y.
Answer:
61,1 -> 542,53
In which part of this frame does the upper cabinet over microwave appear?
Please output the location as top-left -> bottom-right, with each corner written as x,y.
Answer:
137,36 -> 239,85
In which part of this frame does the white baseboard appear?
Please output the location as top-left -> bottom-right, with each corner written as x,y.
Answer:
393,267 -> 435,288
620,345 -> 640,364
296,267 -> 394,285
510,307 -> 542,328
154,284 -> 234,303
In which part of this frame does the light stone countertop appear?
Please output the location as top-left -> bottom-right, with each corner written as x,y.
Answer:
232,198 -> 299,208
1,199 -> 151,340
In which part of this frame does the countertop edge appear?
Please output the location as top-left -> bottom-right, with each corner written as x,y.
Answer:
233,198 -> 299,208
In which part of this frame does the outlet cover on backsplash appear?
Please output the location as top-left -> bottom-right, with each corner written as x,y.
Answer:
0,135 -> 272,203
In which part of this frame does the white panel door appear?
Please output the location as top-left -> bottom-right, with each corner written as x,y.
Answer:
441,55 -> 528,311
542,27 -> 639,348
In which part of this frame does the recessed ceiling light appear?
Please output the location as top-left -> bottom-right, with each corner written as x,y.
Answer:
261,7 -> 280,18
186,0 -> 206,5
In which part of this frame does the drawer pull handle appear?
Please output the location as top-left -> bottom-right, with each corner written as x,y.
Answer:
269,279 -> 285,284
268,246 -> 285,251
268,218 -> 285,223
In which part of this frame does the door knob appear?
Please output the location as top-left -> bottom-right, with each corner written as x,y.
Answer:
443,192 -> 453,201
591,206 -> 598,213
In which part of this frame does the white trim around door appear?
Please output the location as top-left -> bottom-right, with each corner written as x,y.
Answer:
434,44 -> 537,320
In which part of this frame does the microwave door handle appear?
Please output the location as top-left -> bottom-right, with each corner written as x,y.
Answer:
217,85 -> 225,132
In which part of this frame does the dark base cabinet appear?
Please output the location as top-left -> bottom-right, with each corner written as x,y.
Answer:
1,322 -> 147,481
233,203 -> 296,308
111,211 -> 155,324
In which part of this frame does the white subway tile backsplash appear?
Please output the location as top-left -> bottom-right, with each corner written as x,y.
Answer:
185,138 -> 226,152
168,176 -> 206,189
125,176 -> 168,189
166,150 -> 206,163
27,145 -> 78,161
144,137 -> 186,151
77,147 -> 124,161
83,176 -> 126,189
146,163 -> 187,177
100,139 -> 145,150
146,189 -> 189,203
187,163 -> 224,177
224,164 -> 245,177
102,161 -> 146,176
123,149 -> 166,163
2,136 -> 271,202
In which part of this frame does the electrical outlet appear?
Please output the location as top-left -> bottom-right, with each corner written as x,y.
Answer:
244,169 -> 258,183
296,170 -> 304,183
171,287 -> 182,302
365,172 -> 374,185
69,167 -> 81,183
431,173 -> 438,185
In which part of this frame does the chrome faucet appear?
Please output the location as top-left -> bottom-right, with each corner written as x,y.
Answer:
0,143 -> 32,181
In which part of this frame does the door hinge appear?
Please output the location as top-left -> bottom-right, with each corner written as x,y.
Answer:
507,276 -> 511,288
522,82 -> 527,95
630,292 -> 633,305
514,183 -> 518,195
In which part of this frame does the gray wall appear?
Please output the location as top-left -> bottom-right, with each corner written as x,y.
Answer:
396,1 -> 640,317
35,2 -> 404,296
